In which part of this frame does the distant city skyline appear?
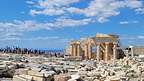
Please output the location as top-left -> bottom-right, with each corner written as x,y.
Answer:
0,0 -> 144,49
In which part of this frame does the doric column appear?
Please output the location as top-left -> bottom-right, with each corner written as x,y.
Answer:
84,44 -> 88,59
97,43 -> 100,62
113,42 -> 117,60
70,45 -> 73,56
105,42 -> 109,61
130,46 -> 134,57
73,44 -> 76,57
88,43 -> 92,59
77,44 -> 80,57
71,44 -> 73,56
75,44 -> 78,56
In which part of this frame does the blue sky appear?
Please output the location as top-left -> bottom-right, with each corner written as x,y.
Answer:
0,0 -> 144,49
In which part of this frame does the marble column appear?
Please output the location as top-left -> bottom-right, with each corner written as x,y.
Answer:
77,44 -> 80,57
97,43 -> 100,62
76,44 -> 78,56
105,42 -> 109,61
113,42 -> 117,61
72,44 -> 76,57
70,45 -> 73,56
75,44 -> 78,57
84,44 -> 88,59
88,43 -> 92,59
130,46 -> 134,57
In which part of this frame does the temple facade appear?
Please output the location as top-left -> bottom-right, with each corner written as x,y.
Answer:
65,33 -> 124,62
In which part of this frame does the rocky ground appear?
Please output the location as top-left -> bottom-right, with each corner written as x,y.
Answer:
0,78 -> 12,81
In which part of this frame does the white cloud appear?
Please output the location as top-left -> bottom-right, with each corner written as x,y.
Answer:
38,0 -> 80,8
29,0 -> 80,16
125,0 -> 143,8
0,18 -> 92,40
30,9 -> 65,16
0,20 -> 51,40
53,18 -> 92,27
26,1 -> 35,4
119,20 -> 138,24
97,17 -> 109,23
135,8 -> 144,14
137,35 -> 144,39
79,0 -> 121,17
27,0 -> 144,23
119,21 -> 129,24
68,0 -> 143,22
